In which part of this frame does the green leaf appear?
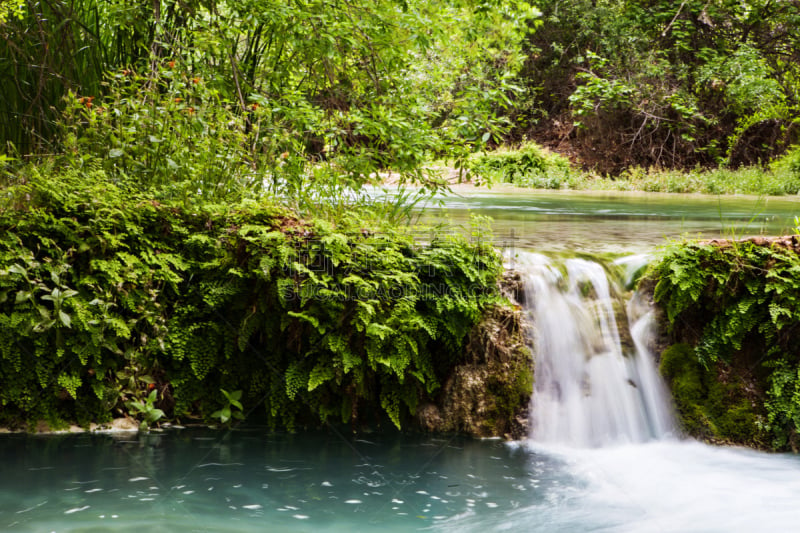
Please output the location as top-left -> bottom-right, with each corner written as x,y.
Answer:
146,408 -> 165,424
308,361 -> 335,391
15,291 -> 31,304
213,407 -> 231,424
8,264 -> 27,276
222,389 -> 242,402
58,310 -> 71,328
287,311 -> 324,333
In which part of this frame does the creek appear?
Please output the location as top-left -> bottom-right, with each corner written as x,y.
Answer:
3,188 -> 800,531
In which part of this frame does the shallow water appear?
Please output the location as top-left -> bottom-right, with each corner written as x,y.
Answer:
419,187 -> 800,253
447,439 -> 800,533
3,429 -> 800,532
0,429 -> 555,532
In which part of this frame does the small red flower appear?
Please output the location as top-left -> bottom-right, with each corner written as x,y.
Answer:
251,103 -> 259,110
192,77 -> 200,84
174,97 -> 182,103
168,60 -> 175,69
280,151 -> 289,159
148,383 -> 155,390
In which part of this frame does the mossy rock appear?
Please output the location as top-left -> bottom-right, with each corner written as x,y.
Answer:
659,343 -> 767,447
416,303 -> 533,439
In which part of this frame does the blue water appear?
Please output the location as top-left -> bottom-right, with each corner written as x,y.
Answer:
4,429 -> 800,532
419,188 -> 800,253
0,428 -> 567,532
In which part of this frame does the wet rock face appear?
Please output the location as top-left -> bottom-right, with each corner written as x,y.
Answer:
417,297 -> 533,440
500,270 -> 525,305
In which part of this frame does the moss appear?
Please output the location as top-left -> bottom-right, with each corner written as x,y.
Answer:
714,402 -> 759,443
515,362 -> 534,400
660,343 -> 706,434
659,343 -> 765,446
486,358 -> 533,427
649,238 -> 800,450
660,344 -> 703,398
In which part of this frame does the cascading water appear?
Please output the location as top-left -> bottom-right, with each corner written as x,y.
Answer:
514,252 -> 674,447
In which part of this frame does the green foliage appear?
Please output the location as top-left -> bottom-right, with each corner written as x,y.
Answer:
126,389 -> 165,431
659,343 -> 765,446
0,0 -> 110,153
211,389 -> 245,426
763,360 -> 800,450
462,141 -> 800,195
650,240 -> 800,449
569,51 -> 636,123
514,0 -> 800,172
467,142 -> 573,187
771,145 -> 800,183
0,0 -> 23,24
611,166 -> 800,196
2,0 -> 540,201
0,170 -> 503,431
669,166 -> 789,195
59,65 -> 267,201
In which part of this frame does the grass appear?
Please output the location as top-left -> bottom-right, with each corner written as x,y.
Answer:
459,143 -> 800,196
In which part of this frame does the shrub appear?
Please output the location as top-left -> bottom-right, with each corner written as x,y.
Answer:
0,170 -> 504,431
771,145 -> 800,183
467,142 -> 573,187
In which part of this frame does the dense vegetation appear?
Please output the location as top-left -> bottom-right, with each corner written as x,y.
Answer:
0,171 -> 507,430
4,0 -> 799,185
0,0 -> 546,433
2,0 -> 800,441
0,0 -> 536,198
466,142 -> 800,194
516,0 -> 800,173
649,237 -> 800,450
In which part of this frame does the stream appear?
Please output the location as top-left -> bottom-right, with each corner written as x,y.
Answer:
421,186 -> 800,253
3,187 -> 800,531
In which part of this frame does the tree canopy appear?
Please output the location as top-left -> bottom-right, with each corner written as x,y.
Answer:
0,0 -> 539,198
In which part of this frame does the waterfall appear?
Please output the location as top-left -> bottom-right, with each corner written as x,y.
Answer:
514,252 -> 674,447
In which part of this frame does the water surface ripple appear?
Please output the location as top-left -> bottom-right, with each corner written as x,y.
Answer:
3,429 -> 800,531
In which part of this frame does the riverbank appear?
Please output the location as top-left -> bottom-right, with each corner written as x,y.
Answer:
422,141 -> 800,196
646,235 -> 800,451
0,170 -> 530,437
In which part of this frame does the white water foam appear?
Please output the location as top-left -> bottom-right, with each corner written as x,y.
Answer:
516,252 -> 674,447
